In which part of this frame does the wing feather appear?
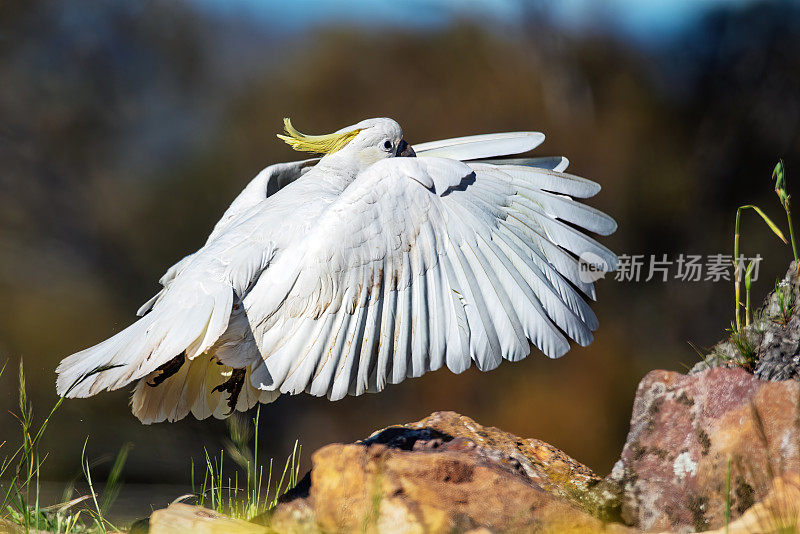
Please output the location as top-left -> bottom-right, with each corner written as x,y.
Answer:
370,278 -> 398,392
413,132 -> 545,160
477,156 -> 570,173
410,256 -> 429,378
351,285 -> 382,396
498,166 -> 600,198
242,153 -> 615,401
391,268 -> 412,384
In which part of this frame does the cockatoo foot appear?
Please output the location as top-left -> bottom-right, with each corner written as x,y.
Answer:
212,368 -> 246,414
147,353 -> 186,387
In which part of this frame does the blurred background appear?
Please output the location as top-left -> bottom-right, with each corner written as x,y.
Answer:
2,0 -> 800,520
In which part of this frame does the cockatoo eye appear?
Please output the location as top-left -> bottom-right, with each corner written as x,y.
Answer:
382,140 -> 393,151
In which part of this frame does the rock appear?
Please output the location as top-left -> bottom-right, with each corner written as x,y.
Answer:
262,495 -> 318,533
702,472 -> 800,534
149,503 -> 267,534
269,411 -> 624,533
691,262 -> 800,380
607,366 -> 800,532
753,263 -> 800,380
0,520 -> 49,534
384,411 -> 601,507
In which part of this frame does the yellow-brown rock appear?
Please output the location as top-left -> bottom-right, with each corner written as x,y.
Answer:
149,503 -> 267,534
270,411 -> 609,533
398,411 -> 601,505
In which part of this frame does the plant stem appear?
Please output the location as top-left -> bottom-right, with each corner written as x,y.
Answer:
724,457 -> 731,533
745,282 -> 751,327
744,261 -> 754,327
787,204 -> 798,262
734,208 -> 742,331
733,204 -> 788,330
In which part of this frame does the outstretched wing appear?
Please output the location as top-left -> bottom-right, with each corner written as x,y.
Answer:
58,160 -> 317,398
241,155 -> 616,402
136,158 -> 317,317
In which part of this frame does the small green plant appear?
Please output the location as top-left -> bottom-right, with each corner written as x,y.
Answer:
733,204 -> 787,330
79,439 -> 131,533
727,321 -> 758,371
718,161 -> 800,375
1,361 -> 70,532
0,361 -> 125,533
774,160 -> 798,263
191,407 -> 302,521
773,279 -> 796,325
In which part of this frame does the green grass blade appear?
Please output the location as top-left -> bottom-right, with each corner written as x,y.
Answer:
741,204 -> 788,244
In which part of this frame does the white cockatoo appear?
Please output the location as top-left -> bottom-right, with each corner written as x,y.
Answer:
56,118 -> 617,424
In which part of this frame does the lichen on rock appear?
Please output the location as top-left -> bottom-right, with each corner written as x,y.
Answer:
605,366 -> 800,531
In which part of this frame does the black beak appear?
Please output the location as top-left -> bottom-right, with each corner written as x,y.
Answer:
395,139 -> 416,157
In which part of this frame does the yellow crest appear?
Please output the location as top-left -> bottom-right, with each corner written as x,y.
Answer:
277,118 -> 362,155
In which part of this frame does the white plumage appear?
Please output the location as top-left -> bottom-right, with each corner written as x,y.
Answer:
55,118 -> 617,424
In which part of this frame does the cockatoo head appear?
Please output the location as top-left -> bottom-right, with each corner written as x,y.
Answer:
277,117 -> 415,171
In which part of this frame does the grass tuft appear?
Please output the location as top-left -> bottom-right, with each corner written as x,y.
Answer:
191,406 -> 302,521
725,322 -> 759,372
773,278 -> 796,325
0,361 -> 302,531
0,361 -> 126,533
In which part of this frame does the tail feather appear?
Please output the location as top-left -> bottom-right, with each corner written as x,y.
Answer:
56,278 -> 233,398
130,357 -> 280,424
